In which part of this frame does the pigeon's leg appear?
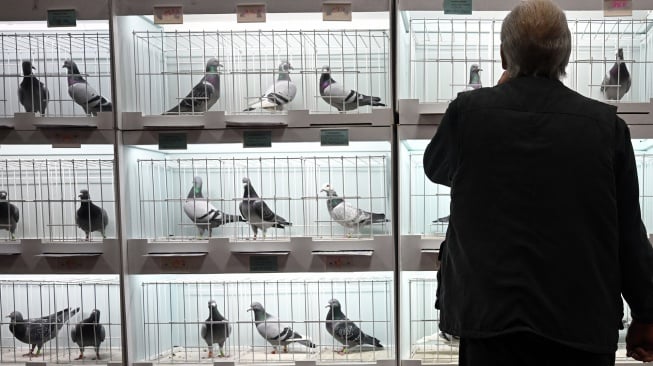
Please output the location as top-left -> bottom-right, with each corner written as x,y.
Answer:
338,347 -> 348,355
94,346 -> 101,360
207,349 -> 214,358
10,233 -> 15,241
85,232 -> 90,241
283,345 -> 288,353
22,344 -> 36,357
75,349 -> 85,360
218,343 -> 225,357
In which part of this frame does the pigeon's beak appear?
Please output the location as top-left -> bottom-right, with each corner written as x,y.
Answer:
246,307 -> 252,312
478,68 -> 483,71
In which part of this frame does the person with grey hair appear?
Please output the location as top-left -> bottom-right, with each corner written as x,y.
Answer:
423,0 -> 653,364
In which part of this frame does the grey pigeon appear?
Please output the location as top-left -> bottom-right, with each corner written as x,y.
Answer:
439,331 -> 460,345
601,48 -> 631,100
183,176 -> 245,237
76,189 -> 109,241
165,58 -> 222,114
320,183 -> 388,236
319,65 -> 385,111
70,309 -> 105,360
62,59 -> 112,115
244,61 -> 296,111
201,300 -> 231,358
18,60 -> 49,114
7,307 -> 80,357
325,299 -> 383,353
432,215 -> 450,223
247,302 -> 316,354
0,190 -> 19,240
239,177 -> 292,240
463,64 -> 482,91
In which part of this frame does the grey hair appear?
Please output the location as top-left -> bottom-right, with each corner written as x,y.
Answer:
500,0 -> 571,79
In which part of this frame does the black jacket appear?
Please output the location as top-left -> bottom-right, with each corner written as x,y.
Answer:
424,75 -> 653,353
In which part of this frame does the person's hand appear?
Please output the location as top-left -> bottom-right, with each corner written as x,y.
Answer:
497,71 -> 511,85
626,320 -> 653,362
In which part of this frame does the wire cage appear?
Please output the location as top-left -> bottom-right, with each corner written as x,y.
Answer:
404,13 -> 653,103
139,274 -> 393,364
0,147 -> 115,242
133,152 -> 391,241
400,140 -> 449,238
407,277 -> 633,364
130,29 -> 390,115
402,138 -> 653,238
0,30 -> 112,117
0,277 -> 122,363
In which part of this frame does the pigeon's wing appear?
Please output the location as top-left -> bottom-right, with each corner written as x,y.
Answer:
334,320 -> 362,344
331,201 -> 365,225
257,319 -> 284,341
96,324 -> 106,343
102,208 -> 109,229
184,198 -> 218,222
178,79 -> 215,112
10,204 -> 19,223
39,81 -> 49,113
251,200 -> 283,223
18,80 -> 31,111
70,325 -> 80,345
200,324 -> 210,345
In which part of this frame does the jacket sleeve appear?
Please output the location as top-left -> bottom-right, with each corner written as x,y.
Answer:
616,118 -> 653,322
423,98 -> 459,187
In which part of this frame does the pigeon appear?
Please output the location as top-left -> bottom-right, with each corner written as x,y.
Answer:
244,61 -> 296,111
319,65 -> 385,111
183,176 -> 245,237
201,300 -> 231,358
247,302 -> 316,354
7,307 -> 80,357
239,177 -> 292,240
70,309 -> 105,360
601,48 -> 631,100
62,59 -> 112,115
18,60 -> 49,114
325,298 -> 383,353
320,183 -> 388,236
165,58 -> 222,114
76,189 -> 109,241
432,215 -> 450,223
0,190 -> 19,240
438,331 -> 460,345
463,64 -> 482,91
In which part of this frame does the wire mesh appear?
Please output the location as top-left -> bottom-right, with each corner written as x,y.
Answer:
0,31 -> 112,117
405,141 -> 653,237
406,16 -> 653,103
0,278 -> 122,363
131,29 -> 389,115
140,276 -> 393,363
134,155 -> 391,241
0,157 -> 115,242
407,277 -> 633,364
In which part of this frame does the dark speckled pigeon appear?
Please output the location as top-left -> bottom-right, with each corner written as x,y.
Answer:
164,58 -> 222,114
76,189 -> 109,241
18,60 -> 49,114
8,307 -> 79,357
325,298 -> 383,354
601,48 -> 631,101
239,177 -> 291,240
0,190 -> 19,240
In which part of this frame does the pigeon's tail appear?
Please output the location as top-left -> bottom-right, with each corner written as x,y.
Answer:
164,105 -> 181,114
370,212 -> 389,224
58,307 -> 80,325
433,215 -> 450,223
362,333 -> 383,348
273,220 -> 292,229
296,339 -> 316,348
359,94 -> 385,107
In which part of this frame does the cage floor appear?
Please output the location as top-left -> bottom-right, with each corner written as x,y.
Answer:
0,346 -> 122,364
148,345 -> 392,363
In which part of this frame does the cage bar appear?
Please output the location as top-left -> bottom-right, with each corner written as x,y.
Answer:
130,29 -> 390,115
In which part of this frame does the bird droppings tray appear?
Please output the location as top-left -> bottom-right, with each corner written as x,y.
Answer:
38,253 -> 103,257
144,346 -> 391,364
0,347 -> 122,365
312,250 -> 374,257
144,252 -> 209,257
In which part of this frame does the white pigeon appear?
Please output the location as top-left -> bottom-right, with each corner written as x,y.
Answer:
183,176 -> 244,237
462,64 -> 482,92
320,183 -> 388,236
62,59 -> 112,115
319,65 -> 385,111
244,61 -> 296,111
247,302 -> 316,354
